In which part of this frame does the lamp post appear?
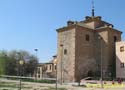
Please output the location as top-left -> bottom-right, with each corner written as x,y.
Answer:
4,54 -> 7,75
53,57 -> 57,90
34,48 -> 38,79
98,36 -> 103,88
19,60 -> 24,90
60,44 -> 63,85
34,48 -> 38,57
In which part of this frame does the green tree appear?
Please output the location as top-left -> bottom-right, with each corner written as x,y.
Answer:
0,50 -> 7,75
0,50 -> 38,76
23,55 -> 38,76
6,51 -> 18,75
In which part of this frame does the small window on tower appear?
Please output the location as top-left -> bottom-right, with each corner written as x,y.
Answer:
86,34 -> 90,41
64,49 -> 67,55
120,46 -> 124,52
114,36 -> 117,42
121,63 -> 124,68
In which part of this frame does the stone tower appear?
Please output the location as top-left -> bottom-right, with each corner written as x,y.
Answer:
56,14 -> 122,83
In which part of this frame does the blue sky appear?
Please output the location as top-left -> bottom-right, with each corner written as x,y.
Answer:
0,0 -> 125,63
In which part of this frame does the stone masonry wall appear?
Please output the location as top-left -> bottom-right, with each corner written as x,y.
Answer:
75,26 -> 98,81
57,28 -> 76,83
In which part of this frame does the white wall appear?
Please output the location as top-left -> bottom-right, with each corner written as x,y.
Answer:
116,41 -> 125,78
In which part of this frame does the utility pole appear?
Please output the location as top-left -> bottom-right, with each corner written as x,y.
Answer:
100,37 -> 103,88
60,44 -> 63,85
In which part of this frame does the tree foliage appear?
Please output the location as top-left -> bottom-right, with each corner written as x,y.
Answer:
0,51 -> 7,75
0,50 -> 38,76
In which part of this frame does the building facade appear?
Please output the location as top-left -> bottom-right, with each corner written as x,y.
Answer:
35,56 -> 57,79
36,63 -> 43,79
56,14 -> 122,83
116,41 -> 125,79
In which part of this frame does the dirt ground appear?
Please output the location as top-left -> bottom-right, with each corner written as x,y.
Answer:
0,78 -> 125,90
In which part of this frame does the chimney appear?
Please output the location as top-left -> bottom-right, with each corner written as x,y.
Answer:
67,21 -> 74,26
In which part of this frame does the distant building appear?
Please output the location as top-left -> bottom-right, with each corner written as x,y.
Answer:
35,56 -> 57,79
35,63 -> 43,79
116,41 -> 125,79
56,9 -> 122,83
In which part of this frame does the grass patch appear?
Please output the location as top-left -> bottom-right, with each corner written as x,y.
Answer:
0,81 -> 31,89
4,77 -> 55,84
0,81 -> 67,90
22,78 -> 55,84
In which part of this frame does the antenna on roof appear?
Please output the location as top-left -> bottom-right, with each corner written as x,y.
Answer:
92,0 -> 95,17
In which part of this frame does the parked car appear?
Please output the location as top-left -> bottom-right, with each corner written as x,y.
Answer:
80,77 -> 99,84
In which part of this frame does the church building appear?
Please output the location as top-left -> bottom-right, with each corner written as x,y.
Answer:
56,7 -> 122,83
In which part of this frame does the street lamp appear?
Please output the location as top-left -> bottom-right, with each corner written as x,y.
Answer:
53,56 -> 57,90
98,36 -> 103,88
19,60 -> 24,90
60,44 -> 63,85
34,48 -> 38,57
34,48 -> 38,79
